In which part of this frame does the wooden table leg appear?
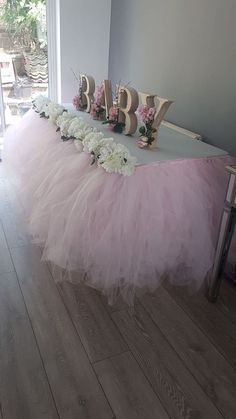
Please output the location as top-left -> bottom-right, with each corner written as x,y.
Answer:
207,165 -> 236,302
208,207 -> 236,302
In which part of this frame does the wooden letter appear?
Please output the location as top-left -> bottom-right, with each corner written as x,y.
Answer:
80,74 -> 95,112
118,86 -> 139,135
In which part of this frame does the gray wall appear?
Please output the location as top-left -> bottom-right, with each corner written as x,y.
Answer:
60,0 -> 111,102
109,0 -> 236,155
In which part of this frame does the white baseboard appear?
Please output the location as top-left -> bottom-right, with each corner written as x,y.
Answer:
162,120 -> 202,141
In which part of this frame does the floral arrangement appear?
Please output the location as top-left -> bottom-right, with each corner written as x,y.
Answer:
137,105 -> 157,148
102,104 -> 125,133
73,95 -> 82,111
90,83 -> 105,120
72,71 -> 87,111
33,95 -> 136,176
102,84 -> 125,133
73,88 -> 87,111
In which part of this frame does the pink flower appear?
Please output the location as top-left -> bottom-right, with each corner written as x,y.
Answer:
137,139 -> 148,149
94,83 -> 104,107
73,95 -> 81,110
147,107 -> 155,121
138,105 -> 148,123
90,103 -> 97,118
138,105 -> 156,124
109,106 -> 118,121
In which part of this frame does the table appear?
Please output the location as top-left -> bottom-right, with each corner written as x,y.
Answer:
3,107 -> 236,304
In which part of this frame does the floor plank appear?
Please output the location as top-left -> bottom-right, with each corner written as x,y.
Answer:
2,161 -> 236,419
0,223 -> 14,275
94,351 -> 169,419
10,245 -> 114,419
58,281 -> 127,363
0,272 -> 59,419
215,279 -> 236,326
140,287 -> 236,419
113,304 -> 224,419
0,177 -> 29,248
1,209 -> 29,248
100,294 -> 130,314
165,282 -> 236,371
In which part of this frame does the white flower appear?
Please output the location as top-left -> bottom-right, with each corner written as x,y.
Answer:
33,94 -> 50,113
83,133 -> 116,161
45,102 -> 65,124
76,125 -> 94,141
67,118 -> 83,137
56,111 -> 75,128
40,102 -> 49,116
74,139 -> 83,152
83,131 -> 104,150
56,112 -> 77,137
99,143 -> 136,176
67,117 -> 91,140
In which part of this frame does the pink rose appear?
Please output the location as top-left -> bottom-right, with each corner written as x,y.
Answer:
137,137 -> 149,149
138,104 -> 149,123
73,95 -> 81,110
109,106 -> 118,121
90,103 -> 97,118
147,107 -> 155,121
138,105 -> 156,124
94,83 -> 104,106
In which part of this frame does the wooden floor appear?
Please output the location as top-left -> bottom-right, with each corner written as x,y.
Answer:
0,163 -> 236,419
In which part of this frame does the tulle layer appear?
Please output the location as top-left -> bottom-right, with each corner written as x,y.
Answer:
3,110 -> 236,303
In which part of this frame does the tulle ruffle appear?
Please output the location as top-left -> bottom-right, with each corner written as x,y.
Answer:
3,109 -> 236,303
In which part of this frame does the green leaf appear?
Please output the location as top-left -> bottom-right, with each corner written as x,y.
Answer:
139,126 -> 146,135
114,123 -> 124,133
91,156 -> 96,165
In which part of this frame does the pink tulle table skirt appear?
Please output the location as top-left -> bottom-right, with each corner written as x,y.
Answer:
3,110 -> 236,303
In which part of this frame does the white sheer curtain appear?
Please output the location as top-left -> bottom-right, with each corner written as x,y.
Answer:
0,68 -> 6,160
0,68 -> 6,135
46,0 -> 61,103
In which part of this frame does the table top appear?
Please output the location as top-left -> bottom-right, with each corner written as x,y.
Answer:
65,104 -> 228,166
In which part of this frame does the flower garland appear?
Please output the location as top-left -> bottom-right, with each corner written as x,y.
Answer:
32,95 -> 136,176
